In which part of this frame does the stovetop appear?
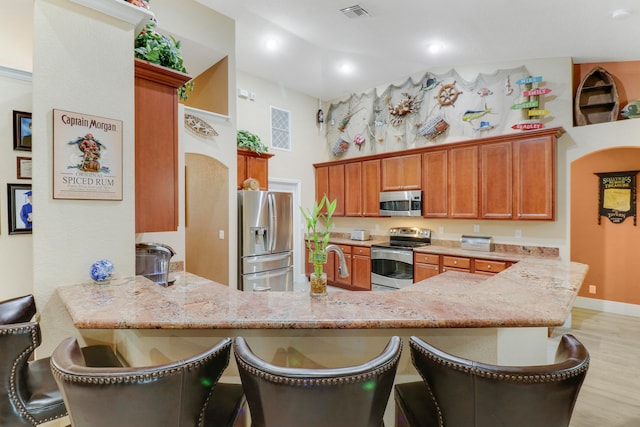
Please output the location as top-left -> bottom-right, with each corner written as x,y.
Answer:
372,227 -> 432,250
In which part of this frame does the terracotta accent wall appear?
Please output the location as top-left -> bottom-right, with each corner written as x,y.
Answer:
571,147 -> 640,304
182,56 -> 229,115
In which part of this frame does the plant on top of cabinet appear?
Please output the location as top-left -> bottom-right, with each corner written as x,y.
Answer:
301,195 -> 337,296
237,130 -> 269,154
134,21 -> 193,100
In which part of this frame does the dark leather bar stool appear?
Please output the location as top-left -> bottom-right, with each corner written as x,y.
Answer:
51,336 -> 245,427
395,334 -> 589,427
234,336 -> 402,427
0,294 -> 122,427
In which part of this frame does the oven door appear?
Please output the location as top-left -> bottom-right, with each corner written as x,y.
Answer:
371,247 -> 414,290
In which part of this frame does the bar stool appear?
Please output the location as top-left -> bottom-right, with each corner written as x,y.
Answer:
395,334 -> 589,427
50,336 -> 245,427
234,336 -> 402,427
0,294 -> 123,427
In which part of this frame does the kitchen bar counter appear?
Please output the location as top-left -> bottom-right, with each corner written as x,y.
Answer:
57,256 -> 587,330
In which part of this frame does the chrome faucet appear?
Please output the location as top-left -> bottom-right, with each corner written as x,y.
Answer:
326,244 -> 349,278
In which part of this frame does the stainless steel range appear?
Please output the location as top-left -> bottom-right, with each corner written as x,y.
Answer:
371,227 -> 431,291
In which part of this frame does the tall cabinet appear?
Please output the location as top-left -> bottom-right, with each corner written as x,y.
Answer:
134,59 -> 191,233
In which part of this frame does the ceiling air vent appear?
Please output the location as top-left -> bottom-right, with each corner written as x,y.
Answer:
339,5 -> 369,19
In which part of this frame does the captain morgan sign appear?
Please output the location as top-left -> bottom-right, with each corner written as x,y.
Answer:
53,109 -> 123,200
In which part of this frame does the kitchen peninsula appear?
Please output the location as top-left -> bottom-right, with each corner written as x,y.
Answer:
57,255 -> 586,424
58,253 -> 586,360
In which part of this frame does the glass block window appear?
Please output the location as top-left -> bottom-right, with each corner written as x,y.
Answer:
270,106 -> 291,151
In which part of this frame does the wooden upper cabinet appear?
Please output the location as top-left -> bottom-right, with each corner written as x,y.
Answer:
237,149 -> 273,191
448,146 -> 478,218
381,154 -> 422,190
514,135 -> 555,220
422,150 -> 448,218
328,164 -> 345,216
362,159 -> 381,216
344,162 -> 362,217
135,59 -> 191,233
480,141 -> 513,219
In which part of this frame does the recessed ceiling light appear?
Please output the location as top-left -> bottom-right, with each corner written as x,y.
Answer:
611,9 -> 631,20
263,37 -> 280,51
339,62 -> 355,74
426,42 -> 444,54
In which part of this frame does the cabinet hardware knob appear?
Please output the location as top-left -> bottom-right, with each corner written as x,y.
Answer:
453,260 -> 457,264
487,265 -> 492,269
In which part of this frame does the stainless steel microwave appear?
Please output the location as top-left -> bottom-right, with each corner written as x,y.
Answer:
379,190 -> 422,216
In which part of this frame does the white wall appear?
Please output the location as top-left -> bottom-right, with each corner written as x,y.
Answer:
32,0 -> 137,354
0,73 -> 33,301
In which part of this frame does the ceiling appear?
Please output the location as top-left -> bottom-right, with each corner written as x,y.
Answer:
3,1 -> 639,102
195,0 -> 640,100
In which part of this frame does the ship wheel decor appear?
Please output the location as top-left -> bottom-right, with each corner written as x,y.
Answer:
435,80 -> 462,107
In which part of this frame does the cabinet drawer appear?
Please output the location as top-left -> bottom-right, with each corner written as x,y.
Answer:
442,256 -> 471,269
474,259 -> 508,273
414,253 -> 439,265
352,246 -> 370,256
336,244 -> 352,254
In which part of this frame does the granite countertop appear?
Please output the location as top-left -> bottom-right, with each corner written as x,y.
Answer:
57,256 -> 587,330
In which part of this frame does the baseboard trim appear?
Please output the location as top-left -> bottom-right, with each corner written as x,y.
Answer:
574,296 -> 640,318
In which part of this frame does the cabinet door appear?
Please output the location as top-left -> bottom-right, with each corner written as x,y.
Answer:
514,136 -> 555,220
315,166 -> 329,212
345,162 -> 362,217
135,61 -> 190,233
351,246 -> 371,290
237,154 -> 246,189
332,245 -> 352,287
449,146 -> 478,218
246,156 -> 269,190
415,263 -> 441,282
328,164 -> 345,217
362,160 -> 381,217
381,154 -> 422,190
422,150 -> 448,217
480,141 -> 513,219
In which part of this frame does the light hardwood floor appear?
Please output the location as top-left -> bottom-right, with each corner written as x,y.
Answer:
553,308 -> 640,427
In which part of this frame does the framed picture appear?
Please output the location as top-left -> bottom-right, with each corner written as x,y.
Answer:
7,183 -> 32,234
16,157 -> 32,179
53,109 -> 123,200
13,111 -> 32,152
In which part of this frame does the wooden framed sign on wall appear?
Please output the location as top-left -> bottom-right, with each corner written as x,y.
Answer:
595,170 -> 639,225
52,109 -> 123,200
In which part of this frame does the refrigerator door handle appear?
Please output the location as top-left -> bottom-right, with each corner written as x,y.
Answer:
267,192 -> 277,252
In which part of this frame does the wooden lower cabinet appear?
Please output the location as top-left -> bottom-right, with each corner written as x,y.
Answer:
351,246 -> 372,290
414,253 -> 440,282
415,252 -> 515,277
305,244 -> 371,291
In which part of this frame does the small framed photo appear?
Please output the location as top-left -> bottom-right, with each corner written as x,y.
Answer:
8,183 -> 32,234
13,110 -> 32,152
17,157 -> 32,179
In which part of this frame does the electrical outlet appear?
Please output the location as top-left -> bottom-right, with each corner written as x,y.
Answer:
473,224 -> 480,233
438,226 -> 444,234
588,285 -> 596,294
219,230 -> 225,239
515,229 -> 522,238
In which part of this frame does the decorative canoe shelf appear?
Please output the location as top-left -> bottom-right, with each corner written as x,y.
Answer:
574,66 -> 619,126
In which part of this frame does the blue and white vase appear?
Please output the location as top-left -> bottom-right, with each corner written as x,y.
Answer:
90,259 -> 114,283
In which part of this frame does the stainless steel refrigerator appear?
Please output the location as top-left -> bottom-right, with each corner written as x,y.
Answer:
238,190 -> 294,291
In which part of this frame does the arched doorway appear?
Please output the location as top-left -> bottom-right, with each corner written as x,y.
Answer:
185,153 -> 229,285
571,147 -> 640,305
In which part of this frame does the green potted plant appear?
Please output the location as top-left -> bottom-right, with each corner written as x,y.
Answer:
134,21 -> 193,100
301,195 -> 337,296
237,130 -> 269,154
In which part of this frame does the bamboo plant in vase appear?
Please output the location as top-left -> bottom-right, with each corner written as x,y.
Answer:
301,195 -> 337,297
